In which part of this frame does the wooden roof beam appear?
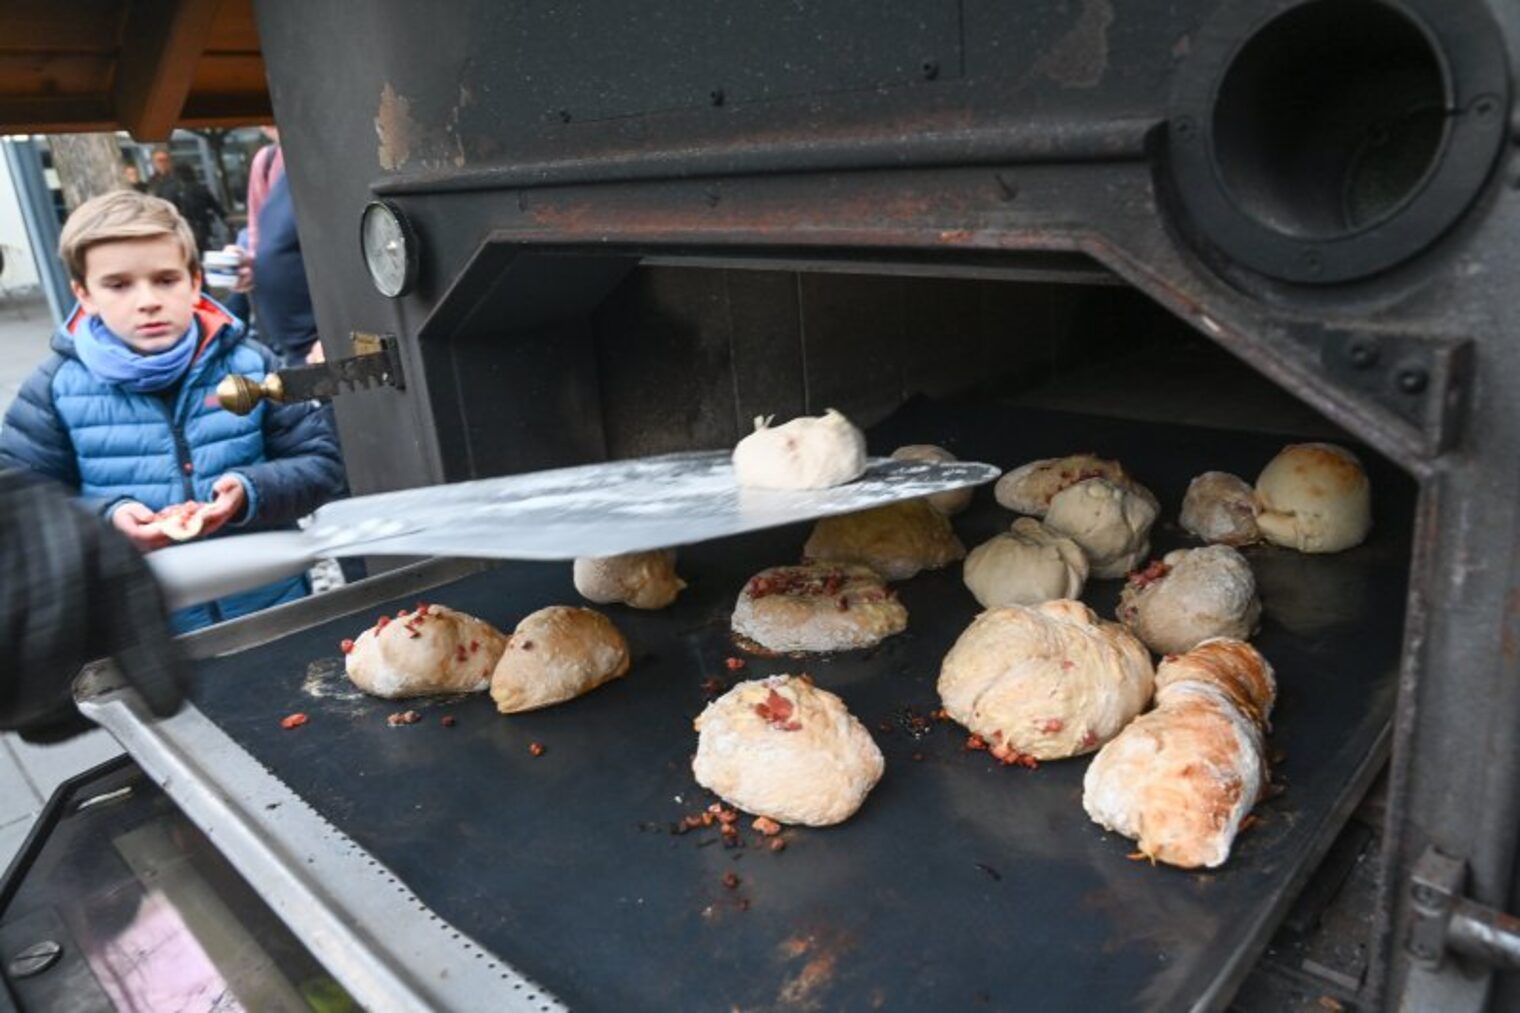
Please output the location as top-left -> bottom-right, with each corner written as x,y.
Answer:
113,0 -> 224,141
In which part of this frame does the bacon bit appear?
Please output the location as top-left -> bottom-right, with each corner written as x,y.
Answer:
768,837 -> 787,852
721,872 -> 741,889
1060,659 -> 1075,671
376,615 -> 391,629
724,657 -> 746,671
674,814 -> 708,834
529,742 -> 545,757
396,608 -> 409,618
990,741 -> 1039,769
707,803 -> 739,825
965,734 -> 989,752
414,602 -> 430,615
469,639 -> 480,653
340,638 -> 355,654
387,709 -> 422,727
746,568 -> 852,600
441,715 -> 456,728
1127,560 -> 1171,590
720,824 -> 740,848
1080,730 -> 1100,749
280,712 -> 308,730
1127,850 -> 1158,865
699,677 -> 725,697
1038,718 -> 1065,734
755,689 -> 799,730
930,708 -> 951,722
1240,814 -> 1263,833
455,646 -> 468,663
519,640 -> 535,651
752,816 -> 782,836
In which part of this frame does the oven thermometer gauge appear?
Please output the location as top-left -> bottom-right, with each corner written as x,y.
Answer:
360,200 -> 418,298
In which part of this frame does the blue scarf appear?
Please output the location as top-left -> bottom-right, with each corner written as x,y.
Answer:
74,315 -> 200,394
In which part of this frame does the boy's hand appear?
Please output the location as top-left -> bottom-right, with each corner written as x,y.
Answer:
198,475 -> 248,537
112,502 -> 173,552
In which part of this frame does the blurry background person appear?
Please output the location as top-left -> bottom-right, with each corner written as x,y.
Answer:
145,146 -> 227,252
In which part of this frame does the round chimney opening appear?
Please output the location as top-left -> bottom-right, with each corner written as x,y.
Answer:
1210,0 -> 1450,241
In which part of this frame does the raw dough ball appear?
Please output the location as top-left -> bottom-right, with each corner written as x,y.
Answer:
890,444 -> 972,516
693,674 -> 884,826
803,499 -> 966,581
1083,638 -> 1276,868
346,604 -> 508,699
490,606 -> 630,713
573,549 -> 686,610
1044,477 -> 1159,579
732,409 -> 867,490
937,599 -> 1154,761
731,562 -> 907,653
1254,443 -> 1372,553
994,454 -> 1131,516
962,517 -> 1089,608
1117,545 -> 1261,656
1180,471 -> 1261,546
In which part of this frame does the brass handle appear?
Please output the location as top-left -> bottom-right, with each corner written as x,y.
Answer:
215,373 -> 286,415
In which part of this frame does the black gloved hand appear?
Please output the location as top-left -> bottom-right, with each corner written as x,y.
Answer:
0,469 -> 184,741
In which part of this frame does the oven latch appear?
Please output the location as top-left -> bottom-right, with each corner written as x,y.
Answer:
1407,845 -> 1520,971
215,332 -> 406,415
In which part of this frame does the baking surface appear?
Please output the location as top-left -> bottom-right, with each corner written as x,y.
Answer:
186,402 -> 1415,1011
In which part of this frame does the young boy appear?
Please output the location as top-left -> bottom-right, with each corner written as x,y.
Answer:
0,190 -> 345,633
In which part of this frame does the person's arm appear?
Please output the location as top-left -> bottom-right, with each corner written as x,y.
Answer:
0,357 -> 80,488
223,396 -> 347,529
0,470 -> 184,741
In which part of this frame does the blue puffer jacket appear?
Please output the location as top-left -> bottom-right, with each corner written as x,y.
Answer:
0,297 -> 346,633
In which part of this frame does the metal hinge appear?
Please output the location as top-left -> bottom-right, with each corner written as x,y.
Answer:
215,332 -> 406,415
1407,846 -> 1520,971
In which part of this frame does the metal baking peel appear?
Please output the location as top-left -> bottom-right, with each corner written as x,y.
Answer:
146,451 -> 1000,610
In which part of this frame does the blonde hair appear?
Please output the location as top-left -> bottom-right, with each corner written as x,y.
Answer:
58,189 -> 200,284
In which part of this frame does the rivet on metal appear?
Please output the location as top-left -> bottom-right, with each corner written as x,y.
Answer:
1397,368 -> 1430,395
1347,339 -> 1379,369
8,940 -> 63,979
1472,94 -> 1499,120
921,59 -> 940,81
1302,249 -> 1324,275
710,88 -> 725,107
556,109 -> 571,124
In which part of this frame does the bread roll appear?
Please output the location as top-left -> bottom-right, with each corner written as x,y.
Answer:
890,444 -> 972,516
490,606 -> 630,713
962,517 -> 1088,608
732,409 -> 867,490
1044,477 -> 1159,579
731,562 -> 907,653
803,499 -> 966,581
993,454 -> 1130,516
693,674 -> 884,826
1082,639 -> 1276,869
573,549 -> 686,609
345,604 -> 508,699
1254,443 -> 1371,553
1117,545 -> 1261,655
1180,471 -> 1261,546
937,600 -> 1154,761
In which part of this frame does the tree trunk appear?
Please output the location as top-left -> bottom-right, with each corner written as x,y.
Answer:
48,132 -> 126,211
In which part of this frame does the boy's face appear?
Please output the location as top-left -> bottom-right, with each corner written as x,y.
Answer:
72,235 -> 202,354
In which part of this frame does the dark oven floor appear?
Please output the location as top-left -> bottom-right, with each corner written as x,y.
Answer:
186,400 -> 1416,1011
